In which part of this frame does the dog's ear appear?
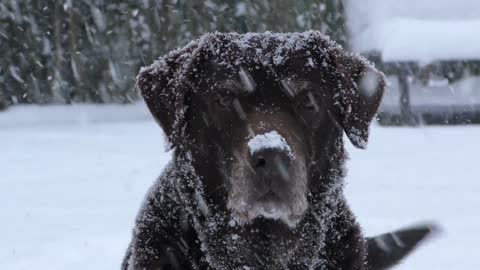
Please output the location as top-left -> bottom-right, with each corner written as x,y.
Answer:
136,56 -> 189,150
136,34 -> 224,150
325,51 -> 385,149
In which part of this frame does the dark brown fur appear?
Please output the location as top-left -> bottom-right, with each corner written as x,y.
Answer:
123,32 -> 435,270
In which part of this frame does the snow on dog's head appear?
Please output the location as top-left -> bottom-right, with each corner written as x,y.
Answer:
136,31 -> 386,227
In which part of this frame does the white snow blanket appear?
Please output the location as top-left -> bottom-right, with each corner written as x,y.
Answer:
1,104 -> 479,269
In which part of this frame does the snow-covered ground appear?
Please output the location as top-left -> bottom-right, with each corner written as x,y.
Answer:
1,104 -> 479,269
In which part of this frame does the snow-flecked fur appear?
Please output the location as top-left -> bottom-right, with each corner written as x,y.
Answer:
123,31 -> 433,270
136,31 -> 385,151
124,150 -> 363,269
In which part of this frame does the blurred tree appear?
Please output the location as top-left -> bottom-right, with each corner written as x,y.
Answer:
0,0 -> 347,108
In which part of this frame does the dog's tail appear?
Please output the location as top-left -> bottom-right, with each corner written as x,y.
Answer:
365,223 -> 439,270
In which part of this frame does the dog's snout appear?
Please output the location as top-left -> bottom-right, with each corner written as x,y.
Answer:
250,149 -> 290,180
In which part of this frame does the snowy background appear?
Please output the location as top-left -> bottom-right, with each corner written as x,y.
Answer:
2,0 -> 480,269
345,0 -> 480,62
2,103 -> 479,270
346,0 -> 480,117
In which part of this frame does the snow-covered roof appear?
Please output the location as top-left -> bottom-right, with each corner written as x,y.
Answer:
353,19 -> 480,63
346,0 -> 480,62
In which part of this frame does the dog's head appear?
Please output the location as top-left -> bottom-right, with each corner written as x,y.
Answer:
138,32 -> 385,227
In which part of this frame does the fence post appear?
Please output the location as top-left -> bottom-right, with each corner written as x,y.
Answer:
398,70 -> 419,125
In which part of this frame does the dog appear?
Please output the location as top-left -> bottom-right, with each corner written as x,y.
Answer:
123,31 -> 435,269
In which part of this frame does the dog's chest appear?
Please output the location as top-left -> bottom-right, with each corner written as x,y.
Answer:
177,217 -> 344,270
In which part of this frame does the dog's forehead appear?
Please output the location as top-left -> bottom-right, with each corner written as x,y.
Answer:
204,31 -> 337,64
189,32 -> 340,93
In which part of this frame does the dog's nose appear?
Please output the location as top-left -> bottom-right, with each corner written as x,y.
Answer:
250,149 -> 291,180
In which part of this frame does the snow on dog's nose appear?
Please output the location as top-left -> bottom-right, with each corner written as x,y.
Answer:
248,131 -> 293,181
247,131 -> 293,158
